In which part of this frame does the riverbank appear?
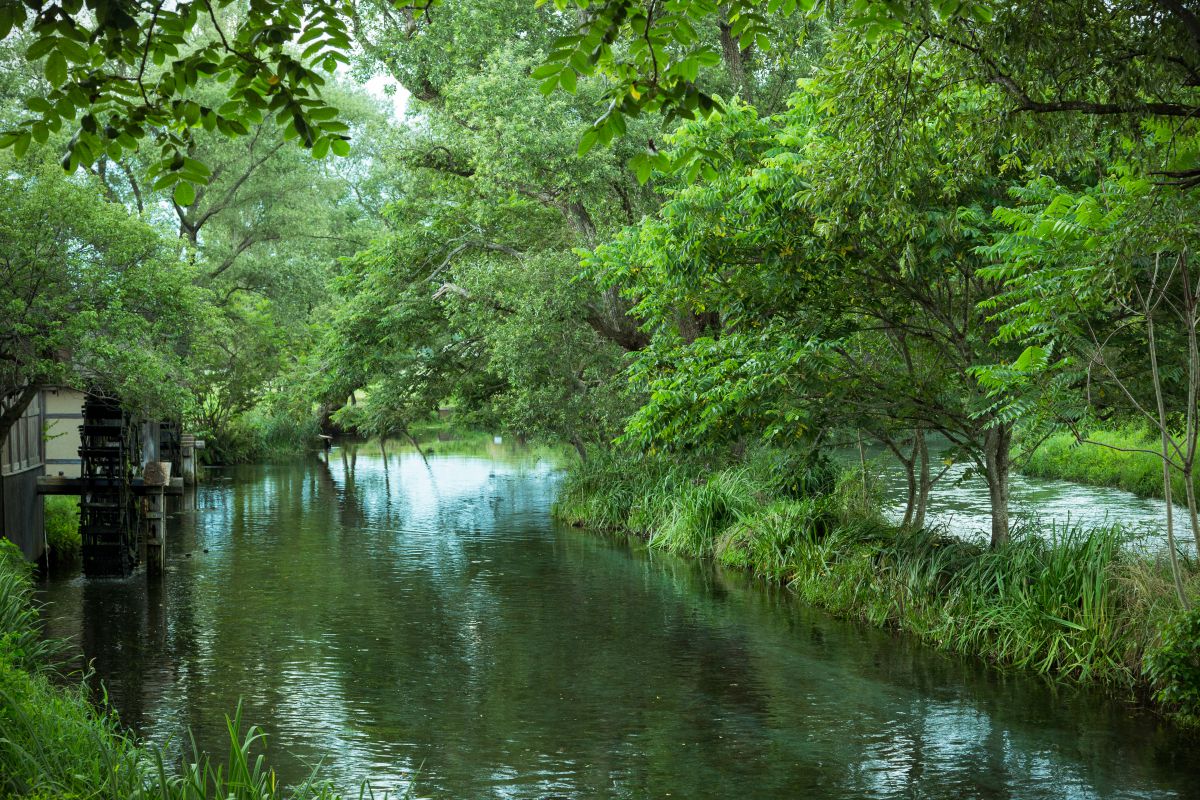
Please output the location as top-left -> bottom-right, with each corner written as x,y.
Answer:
554,449 -> 1200,723
1019,426 -> 1194,501
0,540 -> 364,799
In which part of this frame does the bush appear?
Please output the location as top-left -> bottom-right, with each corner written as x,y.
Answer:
42,496 -> 80,563
1147,605 -> 1200,721
200,406 -> 321,465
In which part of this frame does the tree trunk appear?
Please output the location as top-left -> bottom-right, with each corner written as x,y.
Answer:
572,436 -> 588,463
882,434 -> 915,527
857,430 -> 868,505
914,430 -> 931,530
1147,308 -> 1191,607
900,454 -> 917,528
718,16 -> 753,102
983,424 -> 1012,548
1183,465 -> 1200,558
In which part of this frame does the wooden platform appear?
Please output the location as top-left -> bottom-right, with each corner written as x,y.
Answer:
37,476 -> 184,496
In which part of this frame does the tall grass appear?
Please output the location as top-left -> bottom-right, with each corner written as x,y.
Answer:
202,407 -> 322,465
1020,425 -> 1193,499
555,449 -> 1200,712
43,495 -> 81,563
0,539 -> 392,799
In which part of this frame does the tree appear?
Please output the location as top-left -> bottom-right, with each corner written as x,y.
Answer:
979,172 -> 1200,603
586,52 -> 1030,544
0,151 -> 201,441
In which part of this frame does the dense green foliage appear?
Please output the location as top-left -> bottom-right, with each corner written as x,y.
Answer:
42,496 -> 80,563
4,0 -> 1200,762
1147,606 -> 1200,722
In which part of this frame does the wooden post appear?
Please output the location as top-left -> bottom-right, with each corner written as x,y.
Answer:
180,434 -> 196,486
143,461 -> 171,576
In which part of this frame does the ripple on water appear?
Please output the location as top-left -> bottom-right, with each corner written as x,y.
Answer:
32,447 -> 1200,799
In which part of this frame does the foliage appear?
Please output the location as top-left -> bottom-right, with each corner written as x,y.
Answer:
0,151 -> 202,438
0,540 -> 58,673
1147,605 -> 1200,722
0,1 -> 360,194
42,497 -> 80,563
199,403 -> 321,466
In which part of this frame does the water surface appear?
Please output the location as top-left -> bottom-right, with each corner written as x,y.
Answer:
38,444 -> 1200,798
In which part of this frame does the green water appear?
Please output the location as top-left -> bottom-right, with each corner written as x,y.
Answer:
38,444 -> 1199,798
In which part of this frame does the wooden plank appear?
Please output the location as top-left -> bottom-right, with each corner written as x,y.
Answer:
37,476 -> 184,496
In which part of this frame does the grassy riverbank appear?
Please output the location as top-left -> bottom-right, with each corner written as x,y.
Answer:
554,449 -> 1200,721
0,540 -> 376,799
1019,426 -> 1194,500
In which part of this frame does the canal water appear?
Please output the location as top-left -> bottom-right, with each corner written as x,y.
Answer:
849,442 -> 1192,548
37,444 -> 1200,798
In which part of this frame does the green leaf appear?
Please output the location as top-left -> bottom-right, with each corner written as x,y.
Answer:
57,38 -> 89,64
26,37 -> 56,61
331,138 -> 351,157
12,131 -> 31,159
634,156 -> 652,185
173,181 -> 196,207
1013,345 -> 1046,371
45,51 -> 68,88
577,128 -> 599,157
560,69 -> 577,93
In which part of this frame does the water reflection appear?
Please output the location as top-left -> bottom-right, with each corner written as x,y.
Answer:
36,443 -> 1199,799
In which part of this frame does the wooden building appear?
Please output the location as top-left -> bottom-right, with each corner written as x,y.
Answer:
42,386 -> 86,478
0,393 -> 45,560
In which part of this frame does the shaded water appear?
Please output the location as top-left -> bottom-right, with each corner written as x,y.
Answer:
38,444 -> 1200,798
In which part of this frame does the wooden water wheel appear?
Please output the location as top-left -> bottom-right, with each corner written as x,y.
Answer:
79,397 -> 140,577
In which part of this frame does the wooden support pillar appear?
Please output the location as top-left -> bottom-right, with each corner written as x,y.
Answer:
180,434 -> 196,486
143,461 -> 170,577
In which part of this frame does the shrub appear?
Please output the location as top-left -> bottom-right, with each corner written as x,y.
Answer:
1146,605 -> 1200,721
200,406 -> 322,465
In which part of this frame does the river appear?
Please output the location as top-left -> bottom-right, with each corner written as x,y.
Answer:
37,442 -> 1200,798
